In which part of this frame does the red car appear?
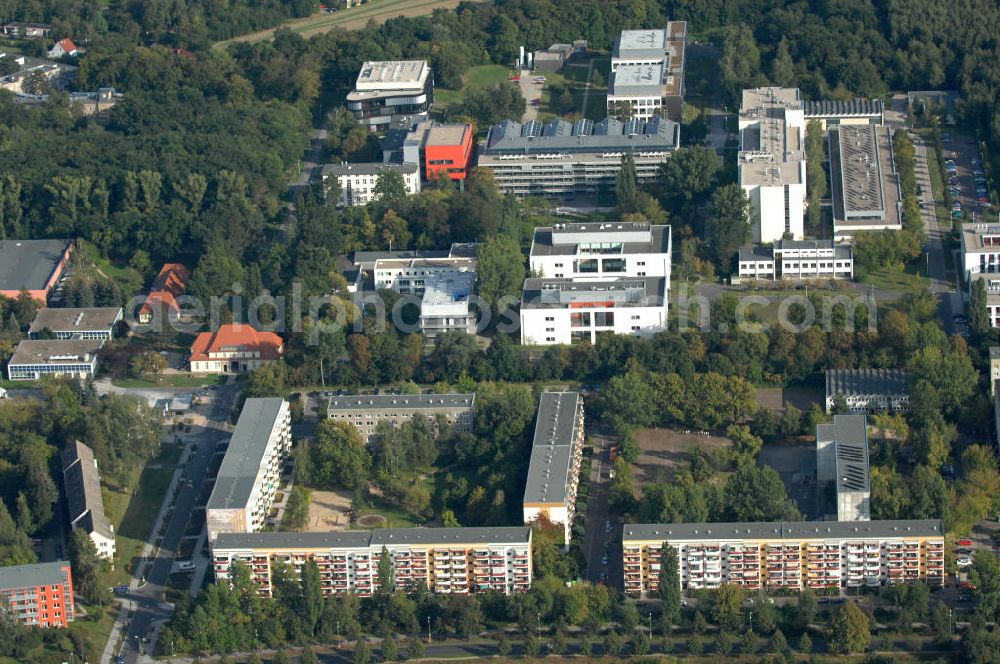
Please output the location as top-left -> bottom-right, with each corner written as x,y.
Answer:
960,581 -> 977,590
957,539 -> 973,547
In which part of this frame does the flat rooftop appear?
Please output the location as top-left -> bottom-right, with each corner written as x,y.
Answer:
961,223 -> 1000,253
322,162 -> 418,177
207,398 -> 287,511
524,392 -> 582,506
353,244 -> 477,268
29,307 -> 122,334
8,338 -> 103,365
741,86 -> 802,113
426,124 -> 468,147
521,277 -> 666,309
829,125 -> 886,221
374,257 -> 476,271
328,393 -> 475,412
826,368 -> 909,398
614,29 -> 667,59
354,60 -> 428,89
213,526 -> 531,551
816,414 -> 870,494
608,63 -> 665,96
531,222 -> 671,256
484,117 -> 677,156
0,239 -> 71,292
624,519 -> 944,543
739,239 -> 852,262
421,272 -> 475,308
0,561 -> 70,591
804,98 -> 883,119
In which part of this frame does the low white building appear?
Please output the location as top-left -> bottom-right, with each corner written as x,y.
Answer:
529,222 -> 671,279
6,339 -> 101,381
961,223 -> 1000,279
206,399 -> 291,541
736,240 -> 853,282
322,162 -> 420,207
816,414 -> 870,522
520,277 -> 668,345
607,63 -> 668,120
28,307 -> 122,341
522,392 -> 585,547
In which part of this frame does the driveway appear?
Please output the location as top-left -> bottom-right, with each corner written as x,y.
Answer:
518,69 -> 542,122
582,429 -> 617,589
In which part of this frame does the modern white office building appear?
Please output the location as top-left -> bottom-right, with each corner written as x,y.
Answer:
738,87 -> 807,242
609,23 -> 686,121
529,222 -> 671,279
321,162 -> 420,207
816,414 -> 871,522
211,527 -> 532,597
623,519 -> 945,595
28,307 -> 122,341
206,398 -> 292,542
961,223 -> 1000,279
736,240 -> 854,282
346,60 -> 433,128
607,63 -> 669,121
326,393 -> 475,444
522,392 -> 585,547
825,368 -> 910,413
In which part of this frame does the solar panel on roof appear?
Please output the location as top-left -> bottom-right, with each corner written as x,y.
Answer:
624,118 -> 641,135
572,119 -> 592,136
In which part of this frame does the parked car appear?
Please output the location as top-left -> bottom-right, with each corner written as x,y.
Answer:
177,561 -> 195,572
601,555 -> 608,565
958,539 -> 974,546
957,557 -> 973,567
957,548 -> 974,556
113,585 -> 130,594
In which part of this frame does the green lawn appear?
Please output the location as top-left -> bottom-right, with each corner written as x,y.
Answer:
861,264 -> 930,296
434,64 -> 513,114
355,495 -> 424,529
111,373 -> 226,388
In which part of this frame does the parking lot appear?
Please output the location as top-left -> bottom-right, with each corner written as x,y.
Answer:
941,132 -> 993,224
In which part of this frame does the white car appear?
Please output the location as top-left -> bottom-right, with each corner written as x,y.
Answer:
601,555 -> 608,566
608,469 -> 616,479
177,561 -> 195,572
957,557 -> 973,567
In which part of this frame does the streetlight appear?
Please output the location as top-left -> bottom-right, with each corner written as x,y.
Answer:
537,611 -> 541,642
648,612 -> 652,638
336,620 -> 341,648
427,615 -> 432,644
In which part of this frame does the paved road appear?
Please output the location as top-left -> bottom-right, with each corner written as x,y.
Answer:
582,428 -> 616,588
109,382 -> 240,664
518,69 -> 542,122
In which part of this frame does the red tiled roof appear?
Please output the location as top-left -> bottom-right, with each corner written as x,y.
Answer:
189,324 -> 284,362
57,38 -> 76,53
139,263 -> 190,315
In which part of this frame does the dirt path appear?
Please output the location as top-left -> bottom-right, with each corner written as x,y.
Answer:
218,0 -> 491,45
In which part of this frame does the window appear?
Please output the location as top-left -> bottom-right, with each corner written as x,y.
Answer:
544,316 -> 555,322
574,258 -> 599,273
545,327 -> 555,332
631,326 -> 640,331
631,315 -> 640,320
594,311 -> 615,327
571,312 -> 592,328
545,337 -> 556,342
602,258 -> 626,272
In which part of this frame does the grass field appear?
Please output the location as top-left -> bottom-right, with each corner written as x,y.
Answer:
111,374 -> 226,388
861,263 -> 930,296
219,0 -> 491,44
434,64 -> 511,115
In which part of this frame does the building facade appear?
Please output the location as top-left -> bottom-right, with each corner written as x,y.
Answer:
189,324 -> 284,374
29,307 -> 122,341
816,414 -> 871,522
212,527 -> 532,597
6,339 -> 102,381
529,222 -> 672,279
739,88 -> 807,242
608,24 -> 686,122
424,124 -> 474,181
960,223 -> 1000,278
0,562 -> 75,627
825,368 -> 910,413
522,392 -> 585,546
968,272 -> 1000,328
736,240 -> 854,282
327,393 -> 476,444
0,239 -> 73,303
321,162 -> 421,207
346,61 -> 433,128
61,441 -> 116,561
478,117 -> 679,198
206,398 -> 292,541
623,520 -> 945,596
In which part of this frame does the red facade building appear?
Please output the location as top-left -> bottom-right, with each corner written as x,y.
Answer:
424,124 -> 474,181
0,561 -> 75,628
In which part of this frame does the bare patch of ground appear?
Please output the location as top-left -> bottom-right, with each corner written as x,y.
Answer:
304,489 -> 352,532
632,428 -> 732,485
754,386 -> 824,413
759,441 -> 820,519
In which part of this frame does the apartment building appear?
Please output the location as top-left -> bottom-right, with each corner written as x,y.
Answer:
960,223 -> 1000,279
736,240 -> 854,282
968,272 -> 1000,328
0,561 -> 75,627
828,124 -> 903,240
529,222 -> 671,279
29,307 -> 122,341
326,393 -> 475,444
608,23 -> 686,122
739,87 -> 807,242
816,414 -> 871,522
825,368 -> 910,413
211,527 -> 532,597
206,398 -> 292,541
522,392 -> 585,546
322,162 -> 421,207
520,277 -> 668,345
622,519 -> 945,596
477,116 -> 679,198
189,323 -> 284,374
61,441 -> 116,561
6,339 -> 103,381
346,60 -> 433,128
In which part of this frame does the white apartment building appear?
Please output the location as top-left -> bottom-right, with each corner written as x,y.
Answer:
816,414 -> 871,522
206,398 -> 291,541
608,24 -> 686,122
739,87 -> 807,242
321,162 -> 420,207
522,392 -> 585,547
736,240 -> 854,282
623,519 -> 945,596
607,63 -> 668,121
212,527 -> 532,597
825,368 -> 910,413
959,223 -> 1000,278
969,272 -> 1000,328
529,222 -> 671,278
61,441 -> 115,561
327,393 -> 475,444
520,277 -> 667,345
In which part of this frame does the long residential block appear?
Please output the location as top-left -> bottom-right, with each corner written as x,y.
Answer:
522,392 -> 585,546
622,519 -> 945,596
211,527 -> 532,597
0,561 -> 75,627
326,393 -> 475,444
206,398 -> 292,541
62,441 -> 115,561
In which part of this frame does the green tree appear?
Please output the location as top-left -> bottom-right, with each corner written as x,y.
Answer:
798,632 -> 812,653
770,39 -> 796,87
631,630 -> 650,656
476,234 -> 524,315
711,584 -> 747,629
523,634 -> 541,657
300,646 -> 319,664
377,546 -> 395,595
301,558 -> 323,636
658,146 -> 721,209
828,602 -> 871,654
659,544 -> 682,624
616,152 -> 639,213
723,465 -> 800,521
805,120 -> 828,234
311,420 -> 371,490
373,171 -> 409,205
381,633 -> 397,661
69,529 -> 111,606
706,184 -> 751,269
603,630 -> 624,656
931,601 -> 953,645
406,637 -> 424,659
354,641 -> 371,664
970,278 -> 990,335
496,635 -> 512,657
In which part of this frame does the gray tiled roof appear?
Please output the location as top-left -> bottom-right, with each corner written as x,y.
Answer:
30,307 -> 122,334
213,527 -> 531,550
825,368 -> 909,399
207,398 -> 287,511
523,392 -> 582,505
62,441 -> 114,539
0,561 -> 71,591
327,393 -> 475,412
817,414 -> 870,493
623,519 -> 944,542
0,239 -> 71,292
